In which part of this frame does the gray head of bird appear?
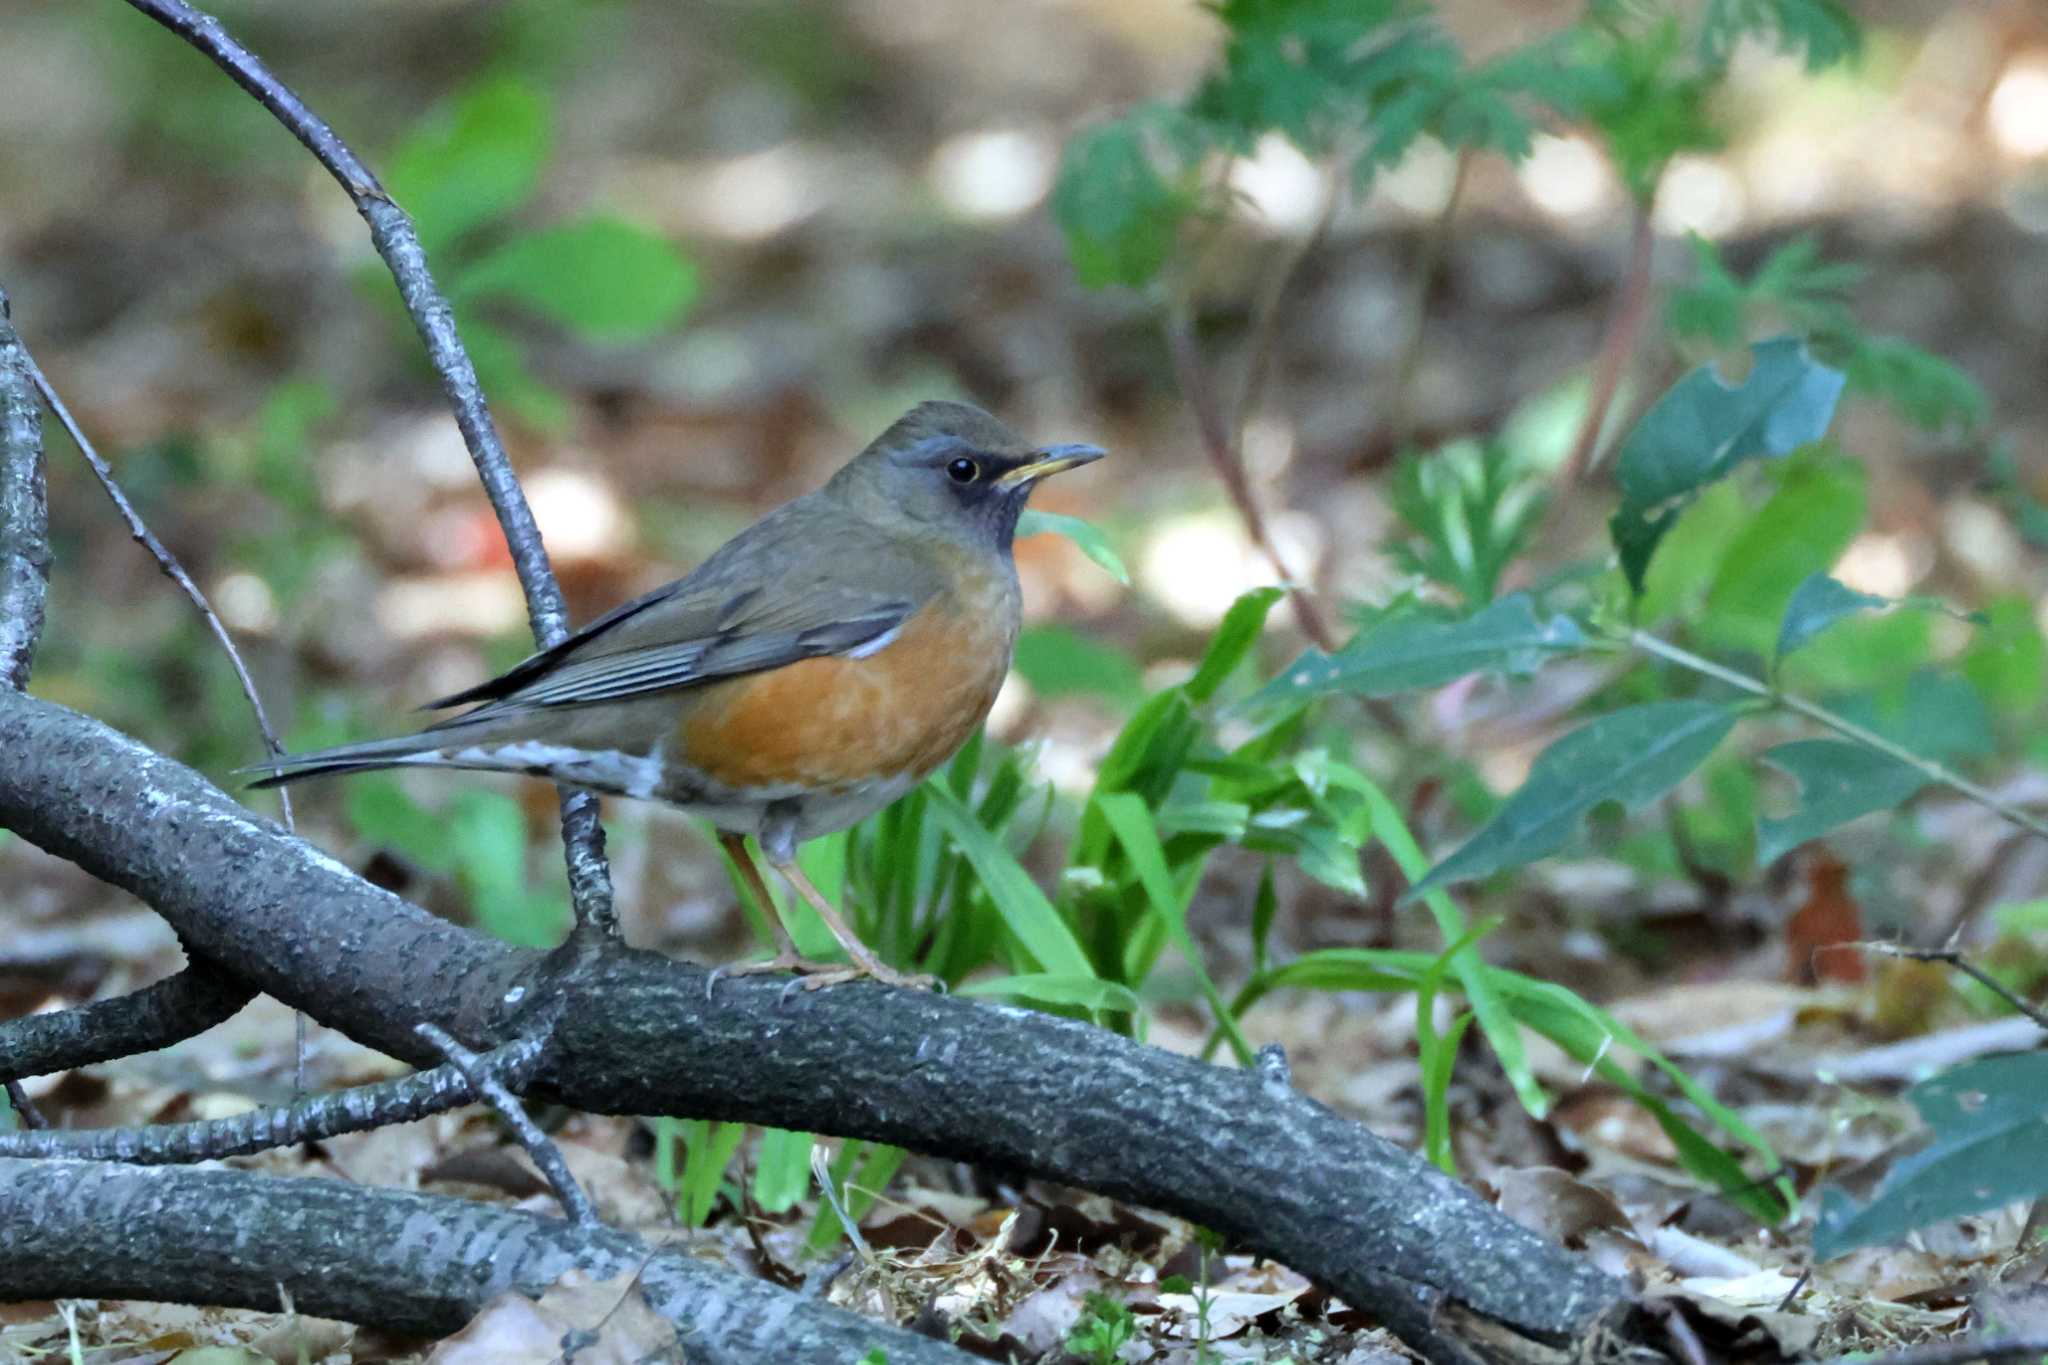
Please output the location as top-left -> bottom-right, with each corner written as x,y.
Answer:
828,400 -> 1104,552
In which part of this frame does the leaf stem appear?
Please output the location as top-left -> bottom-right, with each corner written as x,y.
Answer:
1563,194 -> 1657,485
1628,629 -> 2048,845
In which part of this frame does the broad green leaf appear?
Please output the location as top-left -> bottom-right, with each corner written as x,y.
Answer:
1834,670 -> 1996,765
1815,1052 -> 2048,1259
955,973 -> 1143,1015
1409,701 -> 1738,898
1756,740 -> 1929,866
459,217 -> 698,343
1249,593 -> 1583,706
1610,337 -> 1846,593
1095,791 -> 1254,1065
1962,597 -> 2046,718
387,77 -> 551,254
1700,454 -> 1865,654
1013,625 -> 1144,702
753,1127 -> 815,1214
1775,572 -> 1888,662
1018,509 -> 1130,585
924,784 -> 1093,978
1185,587 -> 1287,703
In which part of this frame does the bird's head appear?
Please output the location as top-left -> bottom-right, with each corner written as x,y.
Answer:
831,401 -> 1104,552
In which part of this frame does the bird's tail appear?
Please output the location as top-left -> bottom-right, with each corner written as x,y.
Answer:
241,722 -> 526,790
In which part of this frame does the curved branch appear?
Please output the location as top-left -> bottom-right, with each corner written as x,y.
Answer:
0,964 -> 255,1085
121,0 -> 615,935
0,1159 -> 977,1365
0,288 -> 50,695
0,686 -> 1639,1365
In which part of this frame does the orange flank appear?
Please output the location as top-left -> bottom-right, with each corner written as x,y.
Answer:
676,598 -> 1010,791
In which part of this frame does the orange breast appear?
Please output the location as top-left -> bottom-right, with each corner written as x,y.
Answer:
674,598 -> 1012,792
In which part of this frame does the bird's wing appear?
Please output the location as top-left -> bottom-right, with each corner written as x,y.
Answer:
424,508 -> 937,721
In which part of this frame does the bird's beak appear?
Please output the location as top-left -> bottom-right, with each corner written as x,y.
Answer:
995,443 -> 1106,488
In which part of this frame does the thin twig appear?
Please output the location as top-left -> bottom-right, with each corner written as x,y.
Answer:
1384,149 -> 1474,452
22,349 -> 295,832
1863,941 -> 2048,1032
2,1081 -> 44,1132
0,1033 -> 547,1162
416,1021 -> 597,1228
1562,195 -> 1657,484
0,289 -> 51,692
1233,160 -> 1344,456
124,0 -> 616,938
1830,1338 -> 2048,1365
1628,628 -> 2048,845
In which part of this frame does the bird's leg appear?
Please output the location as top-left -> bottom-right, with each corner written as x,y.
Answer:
767,854 -> 937,992
711,831 -> 817,979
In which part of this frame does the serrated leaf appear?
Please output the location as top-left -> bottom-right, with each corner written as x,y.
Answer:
1815,1052 -> 2048,1259
1053,107 -> 1204,289
1755,739 -> 1929,866
1017,509 -> 1129,584
1408,701 -> 1738,898
1250,593 -> 1583,706
458,217 -> 698,343
1701,0 -> 1862,73
386,77 -> 551,254
1775,572 -> 1889,662
1611,337 -> 1846,592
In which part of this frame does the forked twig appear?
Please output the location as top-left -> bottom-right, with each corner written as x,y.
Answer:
124,0 -> 616,936
1863,941 -> 2048,1033
417,1021 -> 598,1228
0,1033 -> 548,1162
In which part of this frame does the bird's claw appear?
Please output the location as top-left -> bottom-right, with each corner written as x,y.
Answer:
704,952 -> 940,1000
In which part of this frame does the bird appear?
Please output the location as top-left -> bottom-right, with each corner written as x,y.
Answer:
248,401 -> 1104,990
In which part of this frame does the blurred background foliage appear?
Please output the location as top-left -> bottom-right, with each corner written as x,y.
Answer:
5,0 -> 2048,1271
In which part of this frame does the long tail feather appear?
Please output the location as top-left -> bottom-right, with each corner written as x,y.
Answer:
241,734 -> 468,789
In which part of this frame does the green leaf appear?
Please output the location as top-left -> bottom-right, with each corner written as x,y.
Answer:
386,77 -> 551,254
1249,593 -> 1583,706
458,217 -> 699,343
1962,597 -> 2046,718
1701,0 -> 1862,72
1409,701 -> 1738,898
924,785 -> 1094,978
955,973 -> 1143,1015
1095,791 -> 1255,1065
1053,107 -> 1205,289
1185,587 -> 1287,703
1610,337 -> 1846,593
1815,1052 -> 2048,1259
1775,572 -> 1889,662
1013,625 -> 1144,702
752,1128 -> 815,1214
672,1118 -> 747,1227
1700,453 -> 1865,654
1017,509 -> 1130,584
1756,740 -> 1930,866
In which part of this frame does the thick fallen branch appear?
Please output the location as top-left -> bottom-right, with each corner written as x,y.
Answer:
0,1158 -> 975,1365
0,686 -> 1639,1365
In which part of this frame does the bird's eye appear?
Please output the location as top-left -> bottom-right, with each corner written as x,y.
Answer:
946,457 -> 981,484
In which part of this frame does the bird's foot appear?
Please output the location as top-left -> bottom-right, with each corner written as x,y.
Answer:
705,952 -> 939,998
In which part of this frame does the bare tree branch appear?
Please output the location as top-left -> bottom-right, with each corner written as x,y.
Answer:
0,1159 -> 978,1365
120,0 -> 616,937
0,289 -> 49,698
0,1033 -> 544,1163
0,686 -> 1637,1365
0,963 -> 255,1085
